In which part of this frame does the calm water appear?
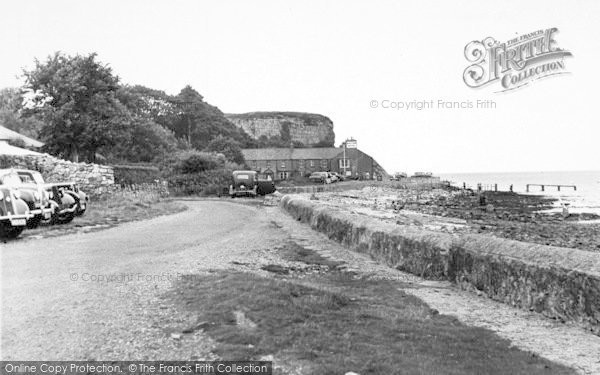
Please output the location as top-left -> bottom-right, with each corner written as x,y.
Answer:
438,170 -> 600,214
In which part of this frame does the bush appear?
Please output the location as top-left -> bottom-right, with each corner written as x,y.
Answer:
113,164 -> 161,185
161,150 -> 227,176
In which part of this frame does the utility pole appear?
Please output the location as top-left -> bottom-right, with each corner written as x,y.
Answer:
342,141 -> 347,176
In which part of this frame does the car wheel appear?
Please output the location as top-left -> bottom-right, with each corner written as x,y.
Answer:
0,223 -> 24,239
75,205 -> 86,216
26,216 -> 42,229
57,212 -> 75,224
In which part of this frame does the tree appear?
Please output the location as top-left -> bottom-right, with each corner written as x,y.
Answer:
169,85 -> 253,150
22,52 -> 130,162
0,87 -> 44,139
204,135 -> 245,165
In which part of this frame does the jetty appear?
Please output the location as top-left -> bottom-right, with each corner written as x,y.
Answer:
526,184 -> 577,192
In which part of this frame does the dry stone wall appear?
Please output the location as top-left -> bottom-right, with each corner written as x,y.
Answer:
0,154 -> 114,196
280,195 -> 600,334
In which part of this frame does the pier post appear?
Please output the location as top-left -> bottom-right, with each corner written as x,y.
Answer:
509,184 -> 513,192
541,185 -> 545,192
558,186 -> 560,192
494,183 -> 498,192
526,184 -> 529,192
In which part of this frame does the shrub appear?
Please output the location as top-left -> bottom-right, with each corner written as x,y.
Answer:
113,164 -> 161,185
161,150 -> 227,176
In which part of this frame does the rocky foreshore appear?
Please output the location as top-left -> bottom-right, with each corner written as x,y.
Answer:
306,186 -> 600,252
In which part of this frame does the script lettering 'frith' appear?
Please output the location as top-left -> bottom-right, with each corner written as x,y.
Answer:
463,27 -> 572,92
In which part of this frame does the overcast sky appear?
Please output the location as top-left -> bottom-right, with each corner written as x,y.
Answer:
1,0 -> 598,174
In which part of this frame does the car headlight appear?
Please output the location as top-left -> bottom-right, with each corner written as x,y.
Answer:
34,191 -> 41,201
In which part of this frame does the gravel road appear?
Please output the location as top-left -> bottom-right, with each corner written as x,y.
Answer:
1,199 -> 599,373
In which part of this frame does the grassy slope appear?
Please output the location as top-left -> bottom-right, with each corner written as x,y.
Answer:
168,246 -> 573,375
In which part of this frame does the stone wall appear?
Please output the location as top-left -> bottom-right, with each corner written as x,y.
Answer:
0,154 -> 114,196
279,195 -> 600,334
226,112 -> 335,147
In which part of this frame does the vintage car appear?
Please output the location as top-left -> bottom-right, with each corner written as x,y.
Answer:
0,169 -> 53,228
0,186 -> 32,238
47,181 -> 88,216
44,183 -> 82,224
330,172 -> 345,182
308,171 -> 332,184
229,170 -> 259,197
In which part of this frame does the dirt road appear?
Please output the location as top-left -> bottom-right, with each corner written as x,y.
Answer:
1,200 -> 599,373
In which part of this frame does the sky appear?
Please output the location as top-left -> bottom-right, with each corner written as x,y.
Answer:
0,0 -> 598,174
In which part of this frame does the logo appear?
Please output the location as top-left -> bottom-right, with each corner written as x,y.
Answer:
463,28 -> 572,92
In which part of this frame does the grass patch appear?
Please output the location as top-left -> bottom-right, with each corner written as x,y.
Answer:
24,190 -> 187,238
278,241 -> 344,269
169,271 -> 573,374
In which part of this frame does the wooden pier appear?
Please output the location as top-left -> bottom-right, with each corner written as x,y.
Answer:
526,184 -> 577,192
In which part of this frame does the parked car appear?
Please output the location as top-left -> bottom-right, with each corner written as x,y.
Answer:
309,172 -> 332,184
0,186 -> 32,239
256,175 -> 276,196
46,181 -> 88,216
0,169 -> 53,228
330,172 -> 345,182
229,170 -> 258,197
44,183 -> 79,224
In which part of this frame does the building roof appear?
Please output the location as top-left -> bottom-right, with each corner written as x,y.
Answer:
0,125 -> 44,148
242,147 -> 345,161
0,140 -> 43,156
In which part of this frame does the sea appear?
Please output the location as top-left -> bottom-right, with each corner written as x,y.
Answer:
438,170 -> 600,215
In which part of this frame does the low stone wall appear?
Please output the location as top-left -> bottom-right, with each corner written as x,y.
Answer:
280,195 -> 600,334
0,154 -> 114,196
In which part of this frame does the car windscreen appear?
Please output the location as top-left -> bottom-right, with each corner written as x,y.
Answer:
0,174 -> 23,187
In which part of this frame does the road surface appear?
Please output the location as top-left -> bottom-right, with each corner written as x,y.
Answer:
1,200 -> 599,373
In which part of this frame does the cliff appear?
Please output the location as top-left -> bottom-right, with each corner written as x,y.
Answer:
225,112 -> 335,147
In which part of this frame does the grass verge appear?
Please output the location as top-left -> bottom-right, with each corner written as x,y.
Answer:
168,269 -> 573,375
23,190 -> 187,238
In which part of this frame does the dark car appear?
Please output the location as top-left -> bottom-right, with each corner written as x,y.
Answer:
47,182 -> 88,216
44,183 -> 79,224
229,170 -> 259,197
0,169 -> 53,228
0,186 -> 32,238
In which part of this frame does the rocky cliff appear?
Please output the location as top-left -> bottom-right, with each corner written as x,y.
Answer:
225,112 -> 335,147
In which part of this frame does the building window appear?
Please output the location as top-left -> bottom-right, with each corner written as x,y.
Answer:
339,159 -> 350,169
280,161 -> 286,169
278,171 -> 289,180
310,160 -> 314,167
266,161 -> 271,168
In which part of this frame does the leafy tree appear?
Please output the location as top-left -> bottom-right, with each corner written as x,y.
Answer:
0,87 -> 44,139
204,135 -> 245,164
107,85 -> 178,163
101,118 -> 178,163
170,85 -> 253,150
116,85 -> 174,127
22,52 -> 130,162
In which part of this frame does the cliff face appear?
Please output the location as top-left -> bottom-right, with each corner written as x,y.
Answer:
225,112 -> 335,147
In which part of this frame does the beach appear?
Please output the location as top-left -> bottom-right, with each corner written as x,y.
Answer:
305,185 -> 600,253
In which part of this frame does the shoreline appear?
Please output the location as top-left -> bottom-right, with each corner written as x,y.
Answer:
306,185 -> 600,253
